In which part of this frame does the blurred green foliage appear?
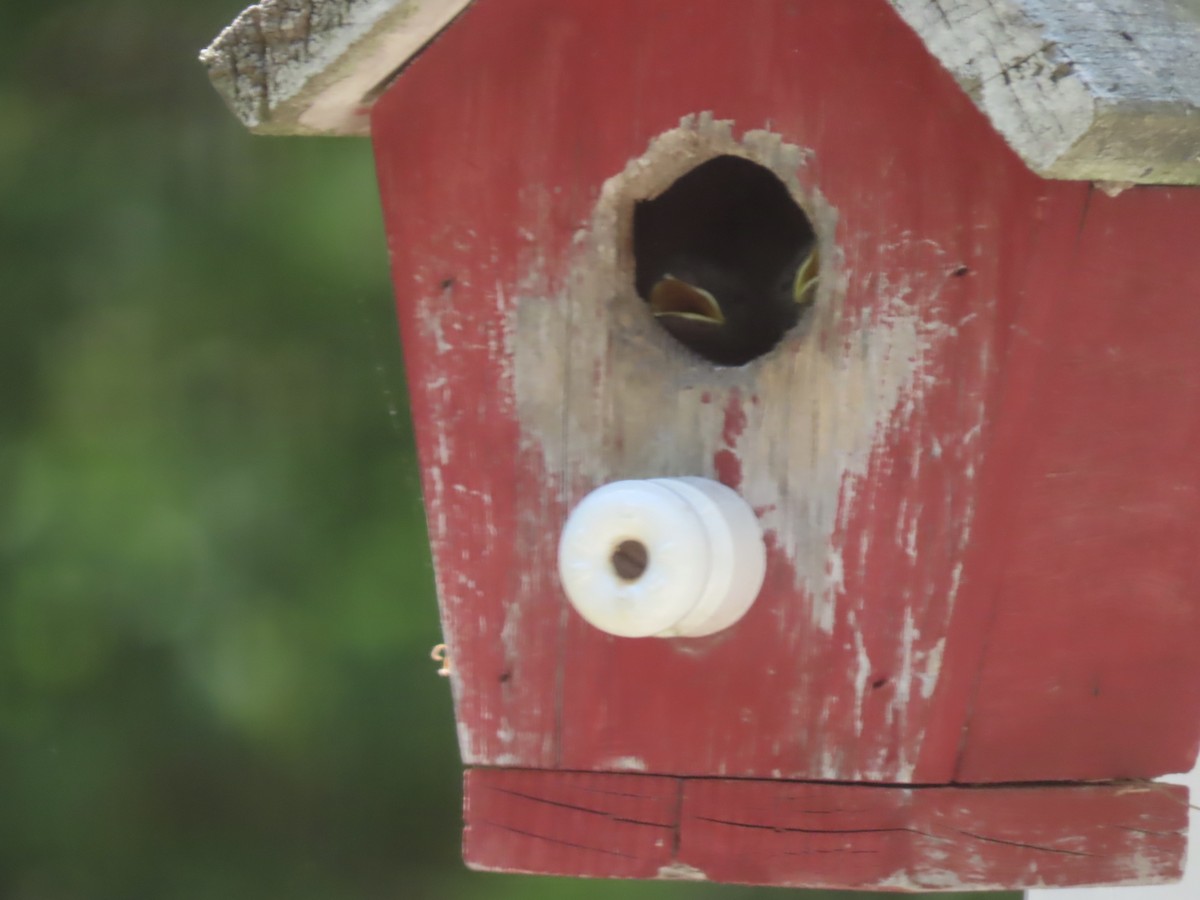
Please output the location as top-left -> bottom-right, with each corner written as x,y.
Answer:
0,2 -> 1018,899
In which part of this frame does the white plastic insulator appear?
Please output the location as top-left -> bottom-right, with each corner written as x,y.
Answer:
556,477 -> 766,638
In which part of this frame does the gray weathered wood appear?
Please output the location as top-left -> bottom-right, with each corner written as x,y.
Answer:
201,0 -> 1200,175
888,0 -> 1200,184
200,0 -> 472,136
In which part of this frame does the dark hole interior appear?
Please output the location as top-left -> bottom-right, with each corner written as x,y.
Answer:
633,155 -> 818,366
611,540 -> 649,581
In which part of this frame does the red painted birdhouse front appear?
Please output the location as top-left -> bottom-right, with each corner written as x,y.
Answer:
204,0 -> 1200,891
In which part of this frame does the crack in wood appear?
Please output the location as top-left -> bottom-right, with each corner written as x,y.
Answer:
479,819 -> 640,859
465,769 -> 1187,886
669,780 -> 685,861
981,41 -> 1060,89
577,784 -> 663,800
484,785 -> 674,829
954,828 -> 1097,857
692,814 -> 953,842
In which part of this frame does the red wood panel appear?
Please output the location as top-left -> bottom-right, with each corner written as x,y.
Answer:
912,180 -> 1098,780
465,769 -> 1187,891
680,777 -> 1186,891
371,0 -> 1200,786
463,768 -> 677,879
952,186 -> 1200,782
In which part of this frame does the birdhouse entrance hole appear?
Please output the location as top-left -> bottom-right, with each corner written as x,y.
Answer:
611,539 -> 649,581
633,154 -> 818,366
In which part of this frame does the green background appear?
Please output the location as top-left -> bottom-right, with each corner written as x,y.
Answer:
0,2 -> 1018,898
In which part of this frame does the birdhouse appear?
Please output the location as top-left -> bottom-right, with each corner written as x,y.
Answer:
203,0 -> 1200,892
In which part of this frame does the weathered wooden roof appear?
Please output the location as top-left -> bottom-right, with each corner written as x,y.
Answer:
200,0 -> 472,136
202,0 -> 1200,184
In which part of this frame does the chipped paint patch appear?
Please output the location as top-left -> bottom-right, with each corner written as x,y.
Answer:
657,862 -> 709,881
849,610 -> 872,737
501,112 -> 988,781
511,113 -> 953,633
604,755 -> 649,772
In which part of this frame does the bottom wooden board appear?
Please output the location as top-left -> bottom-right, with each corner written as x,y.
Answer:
464,769 -> 1187,892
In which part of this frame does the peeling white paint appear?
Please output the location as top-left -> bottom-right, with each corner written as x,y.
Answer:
511,114 -> 958,642
455,720 -> 476,761
428,467 -> 448,542
903,502 -> 922,562
917,637 -> 946,701
604,756 -> 648,772
850,610 -> 872,737
496,720 -> 514,745
499,599 -> 522,666
499,112 -> 990,781
657,862 -> 709,881
888,608 -> 920,778
1030,769 -> 1199,899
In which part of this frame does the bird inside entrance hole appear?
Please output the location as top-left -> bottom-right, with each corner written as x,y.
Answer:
648,243 -> 819,366
633,154 -> 819,367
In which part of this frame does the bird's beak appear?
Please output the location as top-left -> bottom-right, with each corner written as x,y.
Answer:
649,276 -> 726,325
792,247 -> 820,306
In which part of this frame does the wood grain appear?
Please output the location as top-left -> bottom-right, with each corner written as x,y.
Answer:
888,0 -> 1200,184
949,184 -> 1200,783
466,769 -> 1187,891
373,0 -> 1200,789
374,0 -> 997,782
200,0 -> 472,135
463,768 -> 678,879
207,0 -> 1200,182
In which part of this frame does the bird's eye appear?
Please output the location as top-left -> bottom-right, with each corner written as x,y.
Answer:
632,154 -> 818,366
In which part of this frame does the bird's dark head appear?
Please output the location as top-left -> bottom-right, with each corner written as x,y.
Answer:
646,246 -> 815,366
632,154 -> 820,365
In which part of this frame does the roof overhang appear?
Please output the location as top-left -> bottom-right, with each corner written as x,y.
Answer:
202,0 -> 1200,184
200,0 -> 472,136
